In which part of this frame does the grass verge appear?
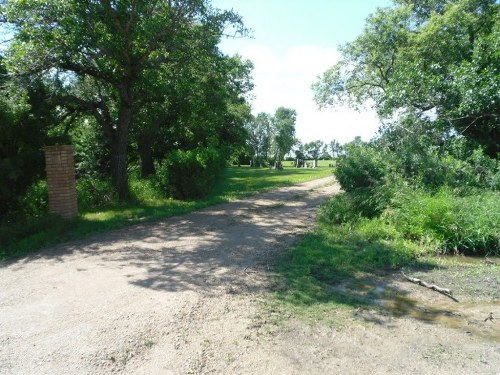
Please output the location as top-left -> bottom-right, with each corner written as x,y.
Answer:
1,165 -> 332,260
271,216 -> 499,324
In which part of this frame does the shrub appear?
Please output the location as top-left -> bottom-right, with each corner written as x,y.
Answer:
319,192 -> 361,224
158,147 -> 225,200
385,188 -> 500,255
331,144 -> 404,218
76,176 -> 115,210
414,149 -> 499,193
129,175 -> 165,203
335,143 -> 391,192
18,179 -> 49,218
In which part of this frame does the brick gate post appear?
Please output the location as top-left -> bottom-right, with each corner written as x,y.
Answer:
43,145 -> 78,219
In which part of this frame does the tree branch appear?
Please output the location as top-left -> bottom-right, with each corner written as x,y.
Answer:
402,272 -> 459,303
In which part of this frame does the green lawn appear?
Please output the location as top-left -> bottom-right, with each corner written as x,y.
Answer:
1,165 -> 333,260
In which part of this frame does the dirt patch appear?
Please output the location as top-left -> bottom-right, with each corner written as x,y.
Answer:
1,177 -> 499,374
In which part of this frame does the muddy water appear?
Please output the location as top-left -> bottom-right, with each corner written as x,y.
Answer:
378,286 -> 500,342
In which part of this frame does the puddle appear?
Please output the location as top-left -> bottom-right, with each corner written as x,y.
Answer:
378,286 -> 500,342
435,255 -> 499,266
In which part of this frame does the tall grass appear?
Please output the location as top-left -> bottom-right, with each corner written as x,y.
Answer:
385,188 -> 500,255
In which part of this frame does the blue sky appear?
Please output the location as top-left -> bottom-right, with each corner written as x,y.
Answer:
212,0 -> 393,144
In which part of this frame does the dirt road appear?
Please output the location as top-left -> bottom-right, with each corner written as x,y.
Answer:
1,176 -> 499,374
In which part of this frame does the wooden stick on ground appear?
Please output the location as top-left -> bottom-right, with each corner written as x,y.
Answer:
401,272 -> 459,303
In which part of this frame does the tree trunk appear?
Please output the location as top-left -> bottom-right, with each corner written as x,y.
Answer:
111,85 -> 133,201
111,138 -> 129,201
138,133 -> 156,177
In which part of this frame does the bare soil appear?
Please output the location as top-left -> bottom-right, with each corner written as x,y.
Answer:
0,177 -> 498,374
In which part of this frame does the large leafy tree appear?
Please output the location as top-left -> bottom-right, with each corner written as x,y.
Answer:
1,0 -> 245,200
246,112 -> 272,166
304,140 -> 324,163
313,0 -> 499,156
271,107 -> 297,162
132,52 -> 253,177
329,139 -> 342,158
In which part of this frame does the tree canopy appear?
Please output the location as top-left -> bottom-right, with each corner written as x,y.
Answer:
313,0 -> 499,156
1,0 -> 248,200
272,107 -> 297,161
245,107 -> 297,166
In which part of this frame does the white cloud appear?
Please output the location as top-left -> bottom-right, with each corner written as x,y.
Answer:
226,43 -> 381,145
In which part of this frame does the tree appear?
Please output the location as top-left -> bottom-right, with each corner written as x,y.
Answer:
246,112 -> 272,166
313,0 -> 500,156
0,56 -> 62,216
1,0 -> 245,200
329,139 -> 342,158
304,140 -> 324,163
133,53 -> 253,177
271,107 -> 297,162
320,144 -> 331,160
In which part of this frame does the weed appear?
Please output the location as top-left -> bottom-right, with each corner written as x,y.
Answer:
144,338 -> 155,349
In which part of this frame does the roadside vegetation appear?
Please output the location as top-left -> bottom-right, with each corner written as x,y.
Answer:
273,0 -> 500,320
274,139 -> 499,320
0,1 -> 335,260
0,165 -> 332,260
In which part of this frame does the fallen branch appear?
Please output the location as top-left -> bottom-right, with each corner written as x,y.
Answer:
401,272 -> 459,303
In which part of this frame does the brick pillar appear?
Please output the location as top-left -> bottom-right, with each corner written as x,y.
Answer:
44,145 -> 78,219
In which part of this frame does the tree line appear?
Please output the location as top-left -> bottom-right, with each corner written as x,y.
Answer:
0,0 -> 257,215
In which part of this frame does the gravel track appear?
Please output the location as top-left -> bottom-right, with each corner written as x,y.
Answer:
1,176 -> 499,374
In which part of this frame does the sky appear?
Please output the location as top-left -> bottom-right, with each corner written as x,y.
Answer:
212,0 -> 393,145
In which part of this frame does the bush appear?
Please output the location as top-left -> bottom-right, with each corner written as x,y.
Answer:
76,176 -> 116,210
158,147 -> 225,200
335,143 -> 391,192
0,103 -> 46,217
319,192 -> 361,224
414,149 -> 499,192
18,179 -> 49,218
385,188 -> 500,255
129,175 -> 166,203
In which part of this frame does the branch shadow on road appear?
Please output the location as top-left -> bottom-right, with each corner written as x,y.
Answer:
2,180 -> 468,329
2,183 -> 329,298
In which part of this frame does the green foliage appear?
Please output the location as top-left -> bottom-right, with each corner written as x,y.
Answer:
159,147 -> 225,200
325,129 -> 499,256
319,192 -> 362,225
0,57 -> 59,217
335,142 -> 391,192
246,112 -> 272,166
303,140 -> 324,161
246,107 -> 297,165
328,139 -> 343,158
272,107 -> 297,161
76,176 -> 116,211
314,0 -> 500,156
129,175 -> 166,204
385,188 -> 500,255
18,180 -> 49,218
72,118 -> 110,177
2,0 -> 249,201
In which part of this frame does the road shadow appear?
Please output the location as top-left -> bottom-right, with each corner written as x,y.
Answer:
1,180 -> 335,298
